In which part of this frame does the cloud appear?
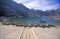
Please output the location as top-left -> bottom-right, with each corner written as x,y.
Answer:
13,0 -> 32,3
13,0 -> 60,11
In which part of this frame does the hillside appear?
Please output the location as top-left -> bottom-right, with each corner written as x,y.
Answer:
0,0 -> 30,17
0,0 -> 60,17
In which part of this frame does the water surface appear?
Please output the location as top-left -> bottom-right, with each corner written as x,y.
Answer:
12,16 -> 56,24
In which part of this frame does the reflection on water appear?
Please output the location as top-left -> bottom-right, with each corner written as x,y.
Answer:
12,16 -> 56,24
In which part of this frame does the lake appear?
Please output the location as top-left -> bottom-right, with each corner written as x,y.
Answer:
11,16 -> 56,24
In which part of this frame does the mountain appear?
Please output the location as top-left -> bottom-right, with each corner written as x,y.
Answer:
30,8 -> 60,16
0,0 -> 60,17
44,8 -> 60,16
0,0 -> 30,17
55,8 -> 60,16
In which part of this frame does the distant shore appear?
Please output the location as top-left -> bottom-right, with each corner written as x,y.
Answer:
46,16 -> 60,20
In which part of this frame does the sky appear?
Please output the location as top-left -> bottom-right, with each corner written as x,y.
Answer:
13,0 -> 60,11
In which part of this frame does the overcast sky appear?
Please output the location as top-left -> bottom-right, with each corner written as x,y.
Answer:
13,0 -> 60,11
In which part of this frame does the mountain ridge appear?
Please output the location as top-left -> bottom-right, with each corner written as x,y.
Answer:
0,0 -> 60,17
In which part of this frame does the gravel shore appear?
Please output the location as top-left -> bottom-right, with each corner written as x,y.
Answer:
0,24 -> 60,39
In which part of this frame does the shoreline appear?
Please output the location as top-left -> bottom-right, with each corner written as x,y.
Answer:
0,23 -> 60,39
0,22 -> 60,28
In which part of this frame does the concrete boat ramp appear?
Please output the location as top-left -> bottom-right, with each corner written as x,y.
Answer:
0,24 -> 60,39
